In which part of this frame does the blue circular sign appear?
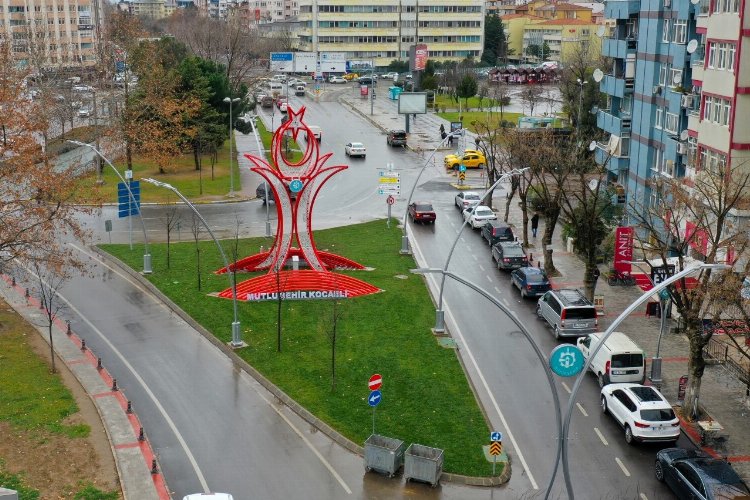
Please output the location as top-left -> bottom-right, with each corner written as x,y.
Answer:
289,179 -> 303,193
549,344 -> 585,377
368,390 -> 382,407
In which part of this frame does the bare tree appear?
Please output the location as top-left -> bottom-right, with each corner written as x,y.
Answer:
191,213 -> 203,291
519,85 -> 545,117
163,201 -> 181,269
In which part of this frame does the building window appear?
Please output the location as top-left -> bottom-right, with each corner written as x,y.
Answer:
714,0 -> 740,13
653,148 -> 663,173
687,136 -> 698,168
655,107 -> 664,128
659,63 -> 668,85
662,20 -> 670,42
708,42 -> 736,70
673,20 -> 687,44
702,95 -> 731,126
665,113 -> 679,134
669,67 -> 683,86
699,148 -> 727,175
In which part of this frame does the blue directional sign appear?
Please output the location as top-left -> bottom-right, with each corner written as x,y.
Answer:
270,52 -> 293,62
549,344 -> 584,377
117,181 -> 140,218
459,164 -> 467,172
368,390 -> 382,407
490,431 -> 503,442
289,179 -> 304,193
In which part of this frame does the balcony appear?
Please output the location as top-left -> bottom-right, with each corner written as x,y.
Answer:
603,38 -> 627,59
604,0 -> 640,19
597,109 -> 631,135
600,75 -> 626,98
596,147 -> 630,172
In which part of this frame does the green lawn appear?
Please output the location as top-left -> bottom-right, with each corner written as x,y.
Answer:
99,220 -> 500,478
434,94 -> 511,112
437,111 -> 524,134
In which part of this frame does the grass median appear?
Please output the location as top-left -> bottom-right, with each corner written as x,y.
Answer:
99,219 -> 500,478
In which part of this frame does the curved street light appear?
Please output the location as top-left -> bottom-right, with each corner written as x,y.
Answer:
68,140 -> 152,274
249,116 -> 272,238
559,262 -> 729,500
224,96 -> 241,198
142,178 -> 245,348
413,267 -> 566,498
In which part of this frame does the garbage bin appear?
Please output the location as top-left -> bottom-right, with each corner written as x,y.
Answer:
404,443 -> 444,487
364,434 -> 406,477
389,86 -> 403,101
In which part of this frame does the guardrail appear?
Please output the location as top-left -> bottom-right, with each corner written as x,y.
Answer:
703,337 -> 750,385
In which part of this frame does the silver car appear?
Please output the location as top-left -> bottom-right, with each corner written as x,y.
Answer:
536,289 -> 598,338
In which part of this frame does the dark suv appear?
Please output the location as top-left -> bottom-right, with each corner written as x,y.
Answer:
491,241 -> 528,270
386,130 -> 407,147
481,221 -> 515,246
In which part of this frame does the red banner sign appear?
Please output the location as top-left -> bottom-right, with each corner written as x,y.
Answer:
614,226 -> 633,273
414,44 -> 428,71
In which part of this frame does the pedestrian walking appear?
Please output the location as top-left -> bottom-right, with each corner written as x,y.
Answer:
439,124 -> 445,138
531,213 -> 540,238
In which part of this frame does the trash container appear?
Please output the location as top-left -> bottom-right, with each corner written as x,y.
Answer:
364,434 -> 406,477
389,86 -> 403,101
404,443 -> 444,487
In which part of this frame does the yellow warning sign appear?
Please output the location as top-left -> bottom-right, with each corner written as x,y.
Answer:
459,172 -> 466,181
489,441 -> 502,456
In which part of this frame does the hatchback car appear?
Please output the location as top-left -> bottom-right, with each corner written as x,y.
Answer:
481,221 -> 515,246
601,384 -> 680,445
511,267 -> 550,298
444,151 -> 486,170
655,448 -> 750,499
463,205 -> 497,229
386,130 -> 407,147
344,142 -> 366,157
454,191 -> 482,211
408,202 -> 436,224
329,76 -> 346,84
492,241 -> 528,270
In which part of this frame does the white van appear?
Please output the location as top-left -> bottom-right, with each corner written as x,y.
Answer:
268,81 -> 283,92
307,125 -> 322,142
577,332 -> 645,387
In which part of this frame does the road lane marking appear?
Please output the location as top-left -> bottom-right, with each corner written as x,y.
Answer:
640,494 -> 649,500
486,275 -> 492,283
576,403 -> 588,417
472,254 -> 478,262
479,265 -> 485,272
594,428 -> 608,446
494,286 -> 501,294
561,382 -> 572,394
500,297 -> 509,307
407,228 -> 539,490
615,457 -> 631,477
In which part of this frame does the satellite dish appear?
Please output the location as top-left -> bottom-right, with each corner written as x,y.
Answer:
597,26 -> 606,37
589,140 -> 598,152
686,39 -> 698,54
593,68 -> 604,82
672,72 -> 682,85
680,130 -> 689,141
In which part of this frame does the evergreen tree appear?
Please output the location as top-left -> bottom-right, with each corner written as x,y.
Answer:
482,14 -> 507,66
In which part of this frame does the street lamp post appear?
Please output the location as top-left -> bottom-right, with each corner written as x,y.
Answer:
400,129 -> 464,255
143,178 -> 245,348
223,96 -> 241,198
68,140 -> 152,274
559,263 -> 729,500
576,78 -> 588,129
433,168 -> 528,333
250,116 -> 272,237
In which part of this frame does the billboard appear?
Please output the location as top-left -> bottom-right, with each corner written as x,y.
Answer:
294,52 -> 317,72
398,92 -> 428,115
347,60 -> 374,72
613,226 -> 634,273
270,52 -> 294,72
320,52 -> 346,73
410,44 -> 428,71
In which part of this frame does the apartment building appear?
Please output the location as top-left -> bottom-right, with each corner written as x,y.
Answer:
296,0 -> 485,67
595,0 -> 749,261
0,0 -> 99,69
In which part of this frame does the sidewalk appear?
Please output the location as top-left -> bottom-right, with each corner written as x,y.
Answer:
340,89 -> 750,482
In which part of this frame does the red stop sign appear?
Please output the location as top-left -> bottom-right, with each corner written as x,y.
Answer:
368,374 -> 382,391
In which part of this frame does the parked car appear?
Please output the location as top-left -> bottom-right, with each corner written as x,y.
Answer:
463,205 -> 497,229
577,332 -> 646,387
358,76 -> 376,86
536,288 -> 598,338
342,73 -> 359,81
386,130 -> 407,147
444,151 -> 486,170
77,107 -> 92,118
601,384 -> 680,445
408,202 -> 436,224
492,241 -> 528,270
481,221 -> 515,246
329,76 -> 347,84
655,448 -> 750,499
344,142 -> 366,157
511,267 -> 550,298
454,191 -> 481,211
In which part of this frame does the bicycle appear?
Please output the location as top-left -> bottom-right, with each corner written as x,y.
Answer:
607,269 -> 636,286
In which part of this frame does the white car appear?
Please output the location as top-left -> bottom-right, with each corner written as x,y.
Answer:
600,383 -> 680,445
454,191 -> 482,211
463,205 -> 497,229
72,84 -> 94,93
77,107 -> 92,118
329,76 -> 346,84
344,142 -> 366,158
279,102 -> 289,113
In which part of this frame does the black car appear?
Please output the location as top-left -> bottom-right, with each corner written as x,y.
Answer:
481,221 -> 515,246
386,130 -> 407,147
491,241 -> 528,270
358,76 -> 376,86
656,448 -> 750,499
256,182 -> 297,204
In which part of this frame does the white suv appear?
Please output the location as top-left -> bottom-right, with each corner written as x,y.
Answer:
600,383 -> 680,445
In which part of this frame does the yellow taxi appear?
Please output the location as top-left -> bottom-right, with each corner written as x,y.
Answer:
444,150 -> 486,170
342,73 -> 359,81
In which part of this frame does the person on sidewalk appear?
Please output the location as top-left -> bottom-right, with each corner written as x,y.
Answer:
531,213 -> 540,238
439,124 -> 445,138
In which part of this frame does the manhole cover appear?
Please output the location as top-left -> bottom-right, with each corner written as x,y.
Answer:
437,337 -> 457,349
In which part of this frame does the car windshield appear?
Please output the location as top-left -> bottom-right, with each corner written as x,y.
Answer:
502,245 -> 525,257
465,194 -> 481,201
415,204 -> 433,211
640,408 -> 676,422
612,354 -> 644,369
525,273 -> 546,283
475,208 -> 493,217
351,143 -> 364,148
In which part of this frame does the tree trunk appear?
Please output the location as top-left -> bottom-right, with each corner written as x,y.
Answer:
520,193 -> 529,248
126,141 -> 133,171
582,258 -> 598,302
48,322 -> 56,373
196,248 -> 201,291
193,144 -> 200,171
166,228 -> 171,269
503,182 -> 517,222
541,208 -> 560,276
683,319 -> 708,420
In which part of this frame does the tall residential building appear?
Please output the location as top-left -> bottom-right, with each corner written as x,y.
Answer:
297,0 -> 485,67
595,0 -> 749,261
0,0 -> 99,69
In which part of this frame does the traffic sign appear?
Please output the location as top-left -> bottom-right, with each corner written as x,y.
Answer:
386,195 -> 395,206
458,172 -> 466,181
289,179 -> 304,193
117,181 -> 141,218
369,374 -> 382,391
379,171 -> 400,178
368,390 -> 382,407
378,177 -> 399,184
490,431 -> 502,442
459,164 -> 467,172
549,344 -> 585,377
489,441 -> 503,456
378,188 -> 400,195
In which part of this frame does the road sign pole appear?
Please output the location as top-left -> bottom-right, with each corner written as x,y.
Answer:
387,203 -> 391,228
493,454 -> 496,476
128,179 -> 133,250
372,407 -> 376,435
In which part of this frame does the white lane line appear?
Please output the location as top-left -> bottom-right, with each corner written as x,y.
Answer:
594,427 -> 609,446
500,297 -> 509,307
486,275 -> 493,283
640,494 -> 649,500
471,254 -> 478,262
494,286 -> 501,294
68,244 -> 351,494
479,265 -> 485,272
407,230 -> 539,490
576,402 -> 588,417
561,382 -> 572,394
615,457 -> 631,477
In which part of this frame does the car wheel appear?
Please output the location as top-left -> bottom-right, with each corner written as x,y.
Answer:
624,425 -> 635,445
600,395 -> 608,414
535,304 -> 543,318
478,163 -> 485,169
345,150 -> 349,156
655,460 -> 665,482
553,325 -> 560,339
521,288 -> 526,298
598,372 -> 608,388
